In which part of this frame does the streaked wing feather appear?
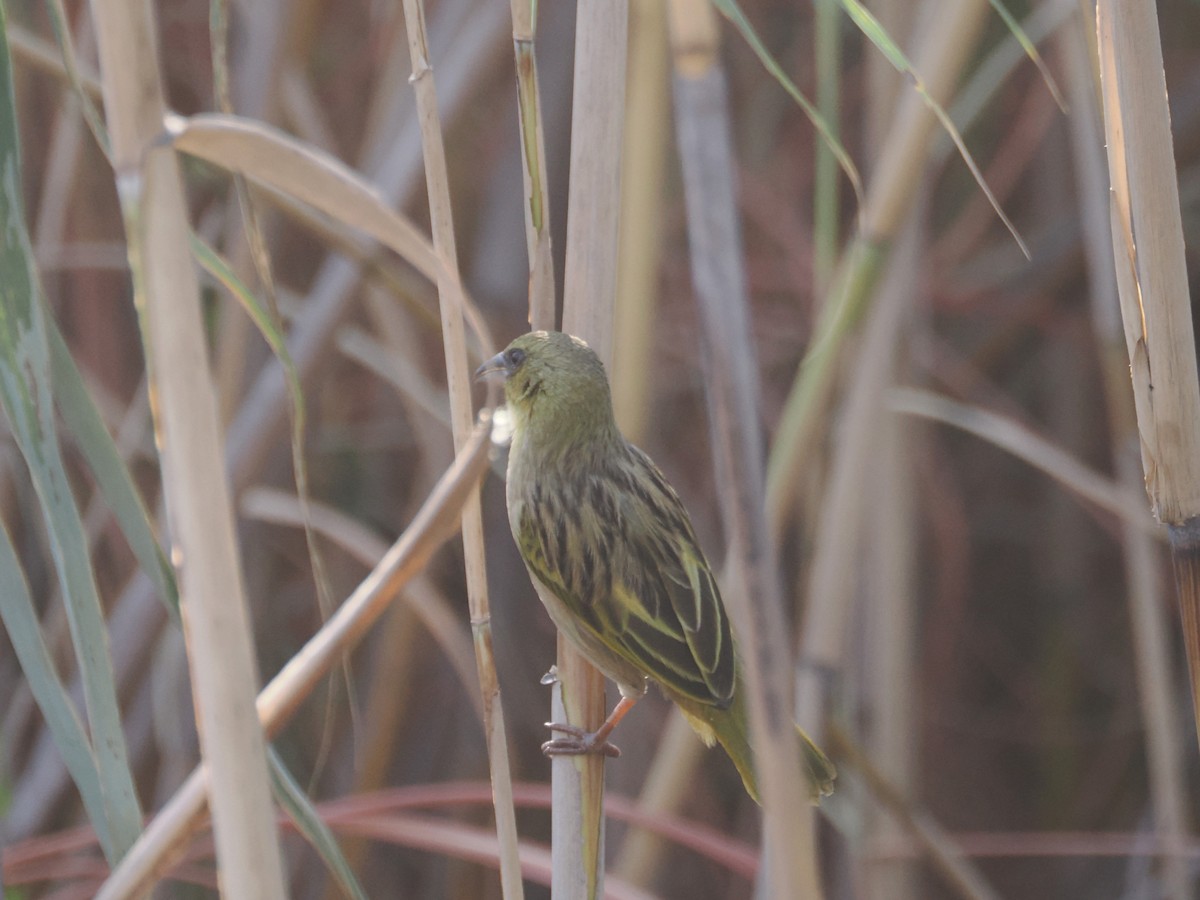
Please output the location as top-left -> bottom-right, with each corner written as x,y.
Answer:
517,445 -> 735,708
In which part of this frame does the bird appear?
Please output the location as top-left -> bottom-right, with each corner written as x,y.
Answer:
476,330 -> 834,803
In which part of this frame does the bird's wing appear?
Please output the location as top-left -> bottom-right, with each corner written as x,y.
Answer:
516,446 -> 735,707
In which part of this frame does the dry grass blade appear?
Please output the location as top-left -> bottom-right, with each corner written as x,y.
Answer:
95,420 -> 493,899
890,387 -> 1159,537
169,114 -> 439,280
90,0 -> 287,892
328,814 -> 656,900
400,0 -> 523,894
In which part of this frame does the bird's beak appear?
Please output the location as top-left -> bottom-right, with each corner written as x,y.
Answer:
474,352 -> 508,382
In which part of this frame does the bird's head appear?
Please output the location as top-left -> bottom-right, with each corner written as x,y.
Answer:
475,331 -> 616,440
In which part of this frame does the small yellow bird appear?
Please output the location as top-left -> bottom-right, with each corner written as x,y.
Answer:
477,330 -> 834,802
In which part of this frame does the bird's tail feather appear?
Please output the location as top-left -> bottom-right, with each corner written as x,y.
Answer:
675,691 -> 835,804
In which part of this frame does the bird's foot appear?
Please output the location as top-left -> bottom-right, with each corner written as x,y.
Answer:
542,722 -> 621,758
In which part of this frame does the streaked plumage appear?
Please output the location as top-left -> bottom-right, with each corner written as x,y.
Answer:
477,330 -> 833,802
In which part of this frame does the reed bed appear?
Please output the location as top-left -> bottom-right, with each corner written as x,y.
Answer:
3,1 -> 1200,899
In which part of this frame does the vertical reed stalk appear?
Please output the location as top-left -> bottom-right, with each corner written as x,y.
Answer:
400,2 -> 524,896
1096,8 -> 1200,891
812,0 -> 841,296
555,0 -> 628,894
668,2 -> 821,896
508,0 -> 556,330
1096,0 -> 1200,685
1064,14 -> 1191,898
88,0 -> 288,895
610,2 -> 674,883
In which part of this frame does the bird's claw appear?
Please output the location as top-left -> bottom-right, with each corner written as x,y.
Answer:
542,722 -> 621,758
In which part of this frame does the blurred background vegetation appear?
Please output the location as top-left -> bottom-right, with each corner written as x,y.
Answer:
2,0 -> 1200,897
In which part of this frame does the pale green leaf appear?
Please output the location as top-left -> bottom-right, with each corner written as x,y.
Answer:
46,320 -> 179,620
268,748 -> 369,900
0,518 -> 114,861
0,3 -> 142,861
835,0 -> 1030,258
709,0 -> 864,210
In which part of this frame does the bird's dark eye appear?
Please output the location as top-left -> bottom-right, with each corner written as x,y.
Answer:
506,348 -> 526,369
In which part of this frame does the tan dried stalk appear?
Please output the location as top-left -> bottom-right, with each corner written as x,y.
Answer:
611,0 -> 668,444
400,2 -> 524,896
508,0 -> 555,330
553,0 -> 629,895
1063,14 -> 1191,898
88,0 -> 287,895
1096,6 -> 1200,883
610,0 -> 675,884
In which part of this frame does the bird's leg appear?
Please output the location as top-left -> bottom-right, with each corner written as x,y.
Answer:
542,696 -> 639,759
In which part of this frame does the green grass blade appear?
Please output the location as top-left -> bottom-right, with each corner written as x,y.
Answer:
46,320 -> 180,621
268,747 -> 369,900
41,0 -> 110,156
0,3 -> 142,861
189,234 -> 302,415
984,0 -> 1066,112
836,0 -> 1030,258
0,518 -> 115,861
813,0 -> 842,292
709,0 -> 864,211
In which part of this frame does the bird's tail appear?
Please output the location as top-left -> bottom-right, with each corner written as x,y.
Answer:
675,690 -> 836,804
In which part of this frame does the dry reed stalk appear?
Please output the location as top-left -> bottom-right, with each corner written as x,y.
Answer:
552,0 -> 628,895
800,204 -> 921,900
765,0 -> 991,541
668,1 -> 821,896
612,0 -> 668,444
1063,14 -> 1191,899
508,0 -> 556,330
863,391 -> 918,900
609,0 -> 676,884
239,489 -> 481,717
400,1 -> 524,895
612,709 -> 703,886
1097,2 -> 1200,735
95,422 -> 492,899
88,0 -> 288,894
860,9 -> 915,898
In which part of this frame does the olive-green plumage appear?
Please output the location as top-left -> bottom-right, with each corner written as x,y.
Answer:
479,330 -> 834,802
